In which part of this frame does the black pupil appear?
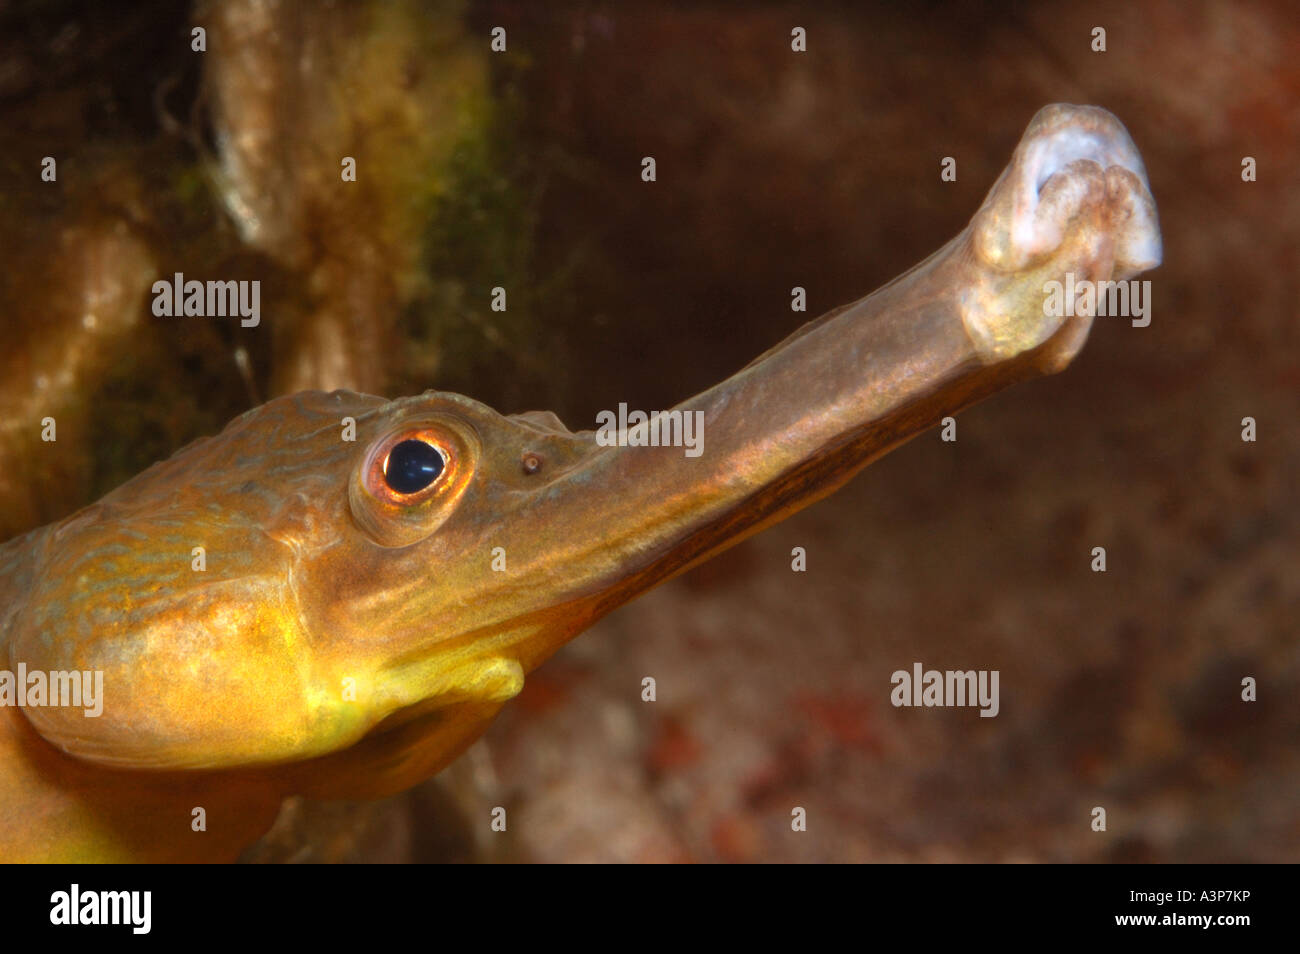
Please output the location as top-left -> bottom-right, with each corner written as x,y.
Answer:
384,440 -> 444,494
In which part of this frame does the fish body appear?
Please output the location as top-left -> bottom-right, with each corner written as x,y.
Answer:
0,105 -> 1161,861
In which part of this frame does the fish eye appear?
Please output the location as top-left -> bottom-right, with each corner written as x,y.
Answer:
383,439 -> 446,494
362,427 -> 456,506
351,420 -> 477,547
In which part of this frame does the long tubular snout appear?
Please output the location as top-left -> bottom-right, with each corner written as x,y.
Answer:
508,104 -> 1162,639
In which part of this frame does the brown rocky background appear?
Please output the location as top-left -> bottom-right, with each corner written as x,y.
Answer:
1,0 -> 1295,861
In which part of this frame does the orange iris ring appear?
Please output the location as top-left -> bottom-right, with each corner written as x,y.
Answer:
364,427 -> 458,508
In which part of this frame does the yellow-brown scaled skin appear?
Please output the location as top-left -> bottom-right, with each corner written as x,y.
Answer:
0,105 -> 1161,861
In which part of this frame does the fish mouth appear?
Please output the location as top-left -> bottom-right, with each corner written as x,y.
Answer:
974,103 -> 1161,275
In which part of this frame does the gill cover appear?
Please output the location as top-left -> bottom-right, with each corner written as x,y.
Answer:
8,391 -> 390,770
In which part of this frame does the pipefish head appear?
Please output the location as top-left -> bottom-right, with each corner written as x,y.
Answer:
8,389 -> 616,791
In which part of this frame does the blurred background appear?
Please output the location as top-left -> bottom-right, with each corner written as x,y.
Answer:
0,0 -> 1295,861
